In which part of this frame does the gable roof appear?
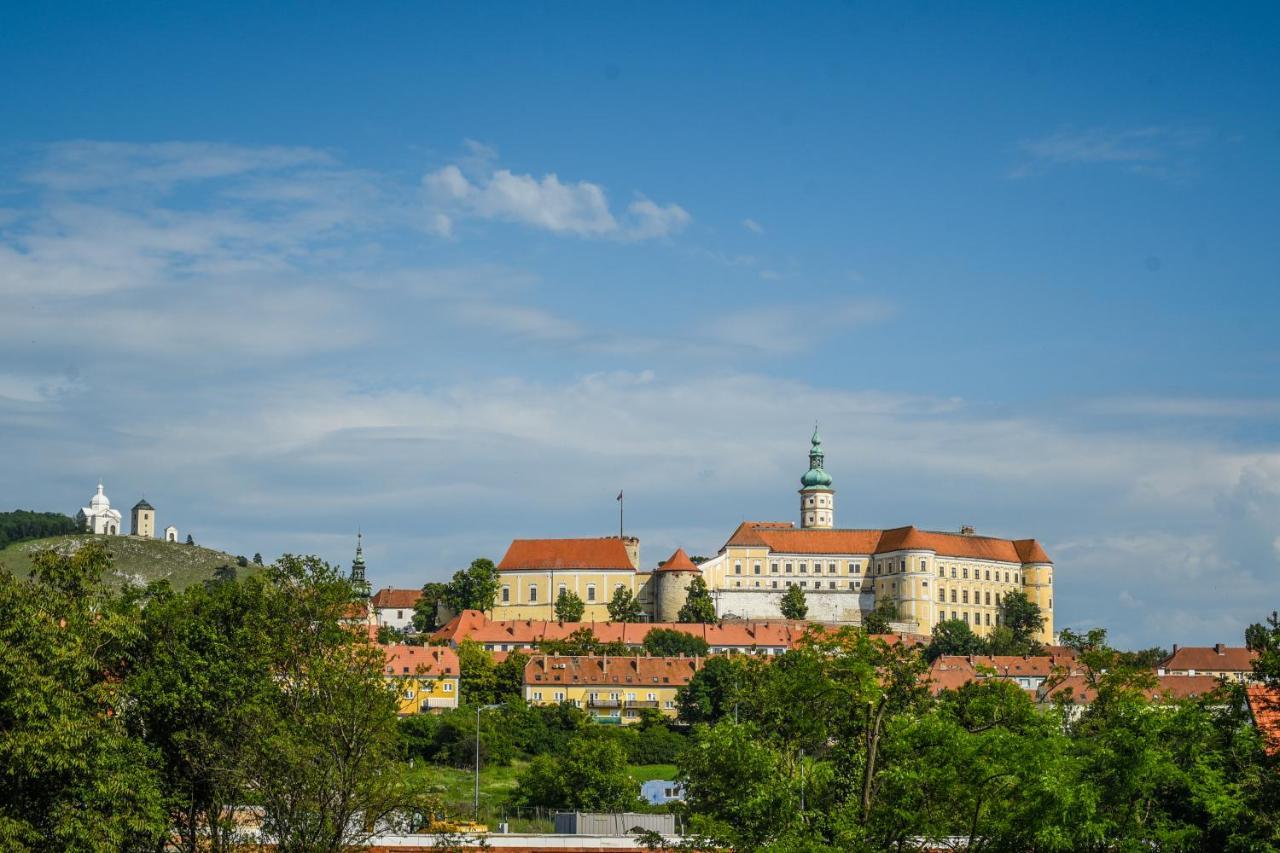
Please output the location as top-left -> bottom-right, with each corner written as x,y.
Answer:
381,644 -> 459,678
723,522 -> 1051,564
657,548 -> 699,573
369,587 -> 422,609
525,654 -> 704,687
1040,674 -> 1223,706
1247,684 -> 1280,756
498,537 -> 636,571
1161,645 -> 1258,673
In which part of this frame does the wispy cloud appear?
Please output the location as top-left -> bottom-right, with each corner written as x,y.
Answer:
705,299 -> 894,353
422,148 -> 690,240
1009,125 -> 1211,179
742,218 -> 764,234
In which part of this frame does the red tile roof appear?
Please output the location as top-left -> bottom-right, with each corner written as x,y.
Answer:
432,610 -> 805,651
497,538 -> 636,571
525,654 -> 704,687
657,548 -> 699,573
1160,645 -> 1258,674
1246,684 -> 1280,756
724,522 -> 1051,564
369,587 -> 423,609
928,654 -> 1079,695
381,644 -> 460,678
1039,673 -> 1224,706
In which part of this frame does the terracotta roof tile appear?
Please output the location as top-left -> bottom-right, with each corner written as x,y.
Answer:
1160,645 -> 1258,673
724,522 -> 1051,563
498,538 -> 636,571
381,644 -> 459,678
525,654 -> 704,687
1040,673 -> 1223,706
657,548 -> 699,573
1247,685 -> 1280,756
370,587 -> 423,609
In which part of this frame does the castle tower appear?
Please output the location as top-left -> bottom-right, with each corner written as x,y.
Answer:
131,499 -> 156,538
350,531 -> 371,598
654,548 -> 701,622
798,426 -> 835,529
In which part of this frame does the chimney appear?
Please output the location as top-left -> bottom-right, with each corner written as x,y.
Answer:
960,525 -> 976,536
1214,643 -> 1224,655
1172,643 -> 1179,654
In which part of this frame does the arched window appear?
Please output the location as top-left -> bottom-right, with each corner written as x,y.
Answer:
586,584 -> 596,602
528,585 -> 538,603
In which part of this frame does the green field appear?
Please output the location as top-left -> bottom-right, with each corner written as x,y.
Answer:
0,534 -> 259,590
403,761 -> 680,830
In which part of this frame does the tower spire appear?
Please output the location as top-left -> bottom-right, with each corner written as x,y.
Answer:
798,426 -> 835,529
350,529 -> 370,597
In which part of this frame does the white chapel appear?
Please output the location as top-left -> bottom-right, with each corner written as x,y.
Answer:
76,482 -> 123,535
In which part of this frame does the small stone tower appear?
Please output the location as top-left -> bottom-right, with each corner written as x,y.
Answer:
799,426 -> 835,529
350,531 -> 370,598
131,499 -> 156,538
654,548 -> 700,622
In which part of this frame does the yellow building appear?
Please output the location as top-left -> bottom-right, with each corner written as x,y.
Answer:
523,654 -> 703,724
382,644 -> 460,715
489,430 -> 1055,644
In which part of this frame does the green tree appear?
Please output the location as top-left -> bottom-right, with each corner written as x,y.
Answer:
677,655 -> 761,724
925,617 -> 982,661
779,584 -> 808,620
185,533 -> 195,546
862,599 -> 898,634
252,552 -> 264,565
0,544 -> 167,850
554,588 -> 585,622
607,586 -> 646,622
377,625 -> 406,644
1247,611 -> 1280,682
643,627 -> 710,657
442,558 -> 499,615
540,627 -> 630,656
457,639 -> 499,705
997,591 -> 1044,646
677,576 -> 717,624
512,731 -> 639,811
411,581 -> 449,633
0,509 -> 80,548
494,651 -> 531,702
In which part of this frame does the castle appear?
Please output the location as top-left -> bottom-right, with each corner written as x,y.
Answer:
490,429 -> 1055,643
76,482 -> 180,542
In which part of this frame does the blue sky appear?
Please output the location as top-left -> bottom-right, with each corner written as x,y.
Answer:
2,2 -> 1278,648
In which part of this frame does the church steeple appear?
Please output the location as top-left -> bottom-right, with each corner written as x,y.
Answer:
798,425 -> 835,529
350,530 -> 370,597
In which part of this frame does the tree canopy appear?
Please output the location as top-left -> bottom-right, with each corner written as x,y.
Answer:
553,588 -> 585,622
677,576 -> 717,624
442,558 -> 499,615
779,584 -> 808,620
607,586 -> 646,622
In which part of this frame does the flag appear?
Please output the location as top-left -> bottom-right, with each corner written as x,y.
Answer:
617,490 -> 623,501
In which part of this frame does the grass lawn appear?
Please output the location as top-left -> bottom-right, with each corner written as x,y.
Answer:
403,761 -> 679,831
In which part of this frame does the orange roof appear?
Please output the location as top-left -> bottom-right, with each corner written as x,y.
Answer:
724,522 -> 1051,564
1040,673 -> 1223,706
369,587 -> 422,609
1247,684 -> 1280,756
498,538 -> 636,571
433,609 -> 803,651
657,548 -> 699,573
928,654 -> 1081,695
1161,645 -> 1258,673
381,644 -> 460,678
525,654 -> 704,687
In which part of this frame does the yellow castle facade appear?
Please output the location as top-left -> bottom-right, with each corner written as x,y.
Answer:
491,430 -> 1054,643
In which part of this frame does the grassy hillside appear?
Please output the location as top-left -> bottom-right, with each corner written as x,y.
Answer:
0,534 -> 259,590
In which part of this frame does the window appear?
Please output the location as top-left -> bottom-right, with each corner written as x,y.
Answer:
529,585 -> 539,603
533,691 -> 543,701
558,583 -> 567,598
396,610 -> 403,619
985,569 -> 991,580
754,562 -> 761,574
901,560 -> 906,572
829,562 -> 837,573
984,591 -> 991,605
950,589 -> 957,603
963,612 -> 970,624
829,581 -> 836,589
938,588 -> 945,601
586,584 -> 596,602
849,581 -> 857,589
734,562 -> 742,575
963,567 -> 969,579
952,611 -> 958,620
852,562 -> 861,574
754,581 -> 760,588
444,682 -> 453,692
800,562 -> 807,573
786,562 -> 793,573
938,566 -> 945,577
735,581 -> 741,588
984,612 -> 990,626
771,580 -> 778,589
962,590 -> 969,604
922,580 -> 929,588
951,567 -> 957,578
1013,573 -> 1019,584
786,580 -> 793,587
501,586 -> 510,603
771,562 -> 779,573
1004,572 -> 1009,583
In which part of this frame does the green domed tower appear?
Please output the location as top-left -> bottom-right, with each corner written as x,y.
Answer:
350,531 -> 371,598
799,426 -> 835,529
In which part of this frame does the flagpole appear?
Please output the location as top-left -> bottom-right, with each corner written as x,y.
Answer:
618,489 -> 624,539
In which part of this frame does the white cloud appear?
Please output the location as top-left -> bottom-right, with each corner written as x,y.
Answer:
706,299 -> 894,353
742,218 -> 764,234
422,159 -> 689,240
1009,125 -> 1211,179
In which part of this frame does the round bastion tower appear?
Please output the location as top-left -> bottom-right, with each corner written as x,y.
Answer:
654,548 -> 701,622
799,426 -> 835,529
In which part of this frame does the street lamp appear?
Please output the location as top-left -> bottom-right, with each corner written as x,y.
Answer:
474,704 -> 503,822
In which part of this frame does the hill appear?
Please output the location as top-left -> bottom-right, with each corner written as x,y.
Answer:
0,534 -> 260,590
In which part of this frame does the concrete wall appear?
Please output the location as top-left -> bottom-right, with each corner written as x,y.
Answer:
711,588 -> 876,623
